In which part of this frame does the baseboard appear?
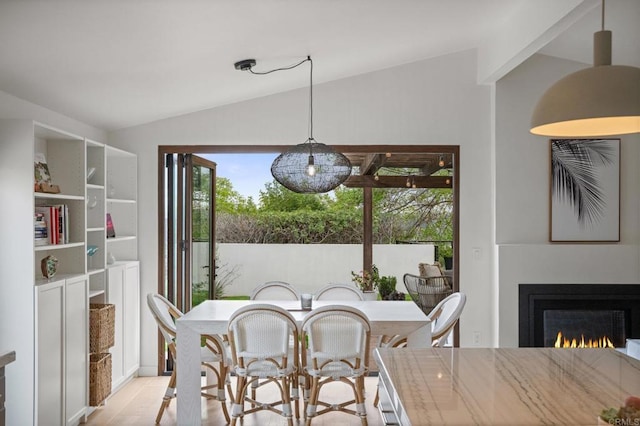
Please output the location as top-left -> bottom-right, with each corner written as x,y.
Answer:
137,365 -> 158,377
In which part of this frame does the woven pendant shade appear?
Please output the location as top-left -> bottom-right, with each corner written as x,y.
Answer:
271,140 -> 352,193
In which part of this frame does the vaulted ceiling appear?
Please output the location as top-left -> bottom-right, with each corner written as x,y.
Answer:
0,0 -> 637,131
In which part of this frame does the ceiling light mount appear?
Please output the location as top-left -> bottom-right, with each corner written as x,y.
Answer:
234,59 -> 256,72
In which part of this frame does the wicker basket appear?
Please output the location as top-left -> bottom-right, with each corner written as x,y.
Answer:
89,303 -> 115,353
89,353 -> 112,406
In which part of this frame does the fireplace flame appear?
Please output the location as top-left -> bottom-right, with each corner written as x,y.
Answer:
554,331 -> 615,348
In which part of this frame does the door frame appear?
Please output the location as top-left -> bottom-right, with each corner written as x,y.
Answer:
157,144 -> 460,373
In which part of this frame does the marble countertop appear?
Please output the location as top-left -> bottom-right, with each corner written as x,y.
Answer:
375,347 -> 640,425
0,350 -> 16,368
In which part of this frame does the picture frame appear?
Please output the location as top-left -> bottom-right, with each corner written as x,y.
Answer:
34,153 -> 51,184
549,138 -> 620,242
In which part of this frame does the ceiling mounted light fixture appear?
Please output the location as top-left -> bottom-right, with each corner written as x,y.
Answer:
235,56 -> 352,193
530,0 -> 640,137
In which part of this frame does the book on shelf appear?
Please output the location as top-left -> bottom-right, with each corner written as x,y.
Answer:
35,204 -> 69,245
106,213 -> 116,238
34,212 -> 48,246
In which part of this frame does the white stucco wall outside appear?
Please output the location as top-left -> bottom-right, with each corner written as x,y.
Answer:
196,243 -> 437,296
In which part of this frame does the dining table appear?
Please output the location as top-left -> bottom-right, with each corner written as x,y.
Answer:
175,299 -> 431,425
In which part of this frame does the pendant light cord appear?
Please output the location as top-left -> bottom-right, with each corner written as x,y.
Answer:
309,56 -> 313,143
248,57 -> 310,75
601,0 -> 605,31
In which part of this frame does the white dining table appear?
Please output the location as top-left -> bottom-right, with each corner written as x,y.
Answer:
175,299 -> 431,425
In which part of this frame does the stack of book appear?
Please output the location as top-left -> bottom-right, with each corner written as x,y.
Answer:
35,205 -> 69,245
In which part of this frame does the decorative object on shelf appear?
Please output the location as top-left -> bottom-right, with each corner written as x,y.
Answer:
530,0 -> 640,137
106,213 -> 116,238
550,138 -> 620,242
107,252 -> 116,265
86,167 -> 96,183
40,255 -> 58,279
34,153 -> 61,193
87,194 -> 98,209
234,56 -> 352,193
87,245 -> 99,269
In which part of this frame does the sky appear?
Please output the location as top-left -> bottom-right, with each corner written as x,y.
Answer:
201,153 -> 278,202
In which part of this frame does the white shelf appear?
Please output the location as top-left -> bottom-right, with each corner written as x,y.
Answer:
106,198 -> 136,204
87,268 -> 104,276
86,184 -> 104,190
89,289 -> 105,298
106,236 -> 136,243
34,242 -> 85,251
87,227 -> 105,232
35,193 -> 84,201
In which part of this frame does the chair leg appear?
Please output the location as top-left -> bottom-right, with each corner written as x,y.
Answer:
230,375 -> 246,426
155,369 -> 176,424
354,376 -> 368,426
305,376 -> 320,426
218,362 -> 231,424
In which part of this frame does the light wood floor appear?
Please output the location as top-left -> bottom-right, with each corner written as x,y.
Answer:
85,375 -> 384,425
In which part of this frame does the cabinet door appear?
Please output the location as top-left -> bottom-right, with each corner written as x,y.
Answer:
123,262 -> 140,377
35,280 -> 64,426
107,265 -> 125,389
65,276 -> 88,425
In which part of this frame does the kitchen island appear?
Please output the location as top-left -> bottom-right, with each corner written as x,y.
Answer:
375,347 -> 640,425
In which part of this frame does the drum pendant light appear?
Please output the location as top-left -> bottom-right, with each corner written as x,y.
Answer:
530,0 -> 640,137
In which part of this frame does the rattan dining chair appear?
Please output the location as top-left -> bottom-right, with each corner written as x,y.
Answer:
300,305 -> 371,425
226,303 -> 300,426
404,272 -> 453,315
314,283 -> 364,301
146,293 -> 233,424
250,281 -> 300,300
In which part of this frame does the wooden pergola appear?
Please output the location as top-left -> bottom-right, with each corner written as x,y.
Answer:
340,148 -> 458,292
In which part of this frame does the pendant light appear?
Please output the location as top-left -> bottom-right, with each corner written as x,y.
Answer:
270,57 -> 352,193
234,56 -> 352,193
530,0 -> 640,137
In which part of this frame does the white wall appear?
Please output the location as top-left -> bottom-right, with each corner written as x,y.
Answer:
0,89 -> 107,142
109,49 -> 495,374
495,53 -> 640,347
208,243 -> 436,296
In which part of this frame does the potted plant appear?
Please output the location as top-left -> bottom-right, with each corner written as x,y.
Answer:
351,264 -> 380,300
378,275 -> 405,300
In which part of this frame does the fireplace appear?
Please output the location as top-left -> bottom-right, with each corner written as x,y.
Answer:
519,284 -> 640,347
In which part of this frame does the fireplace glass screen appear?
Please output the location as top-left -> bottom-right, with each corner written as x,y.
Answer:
542,310 -> 626,347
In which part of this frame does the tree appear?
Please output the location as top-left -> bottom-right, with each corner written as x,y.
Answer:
259,180 -> 329,212
216,177 -> 257,214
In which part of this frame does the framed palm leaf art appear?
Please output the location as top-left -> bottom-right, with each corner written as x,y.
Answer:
550,138 -> 620,242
